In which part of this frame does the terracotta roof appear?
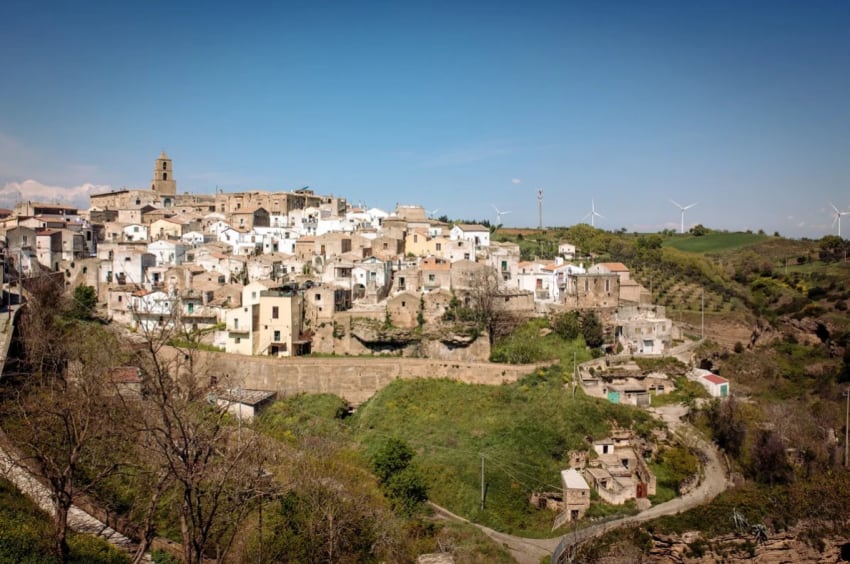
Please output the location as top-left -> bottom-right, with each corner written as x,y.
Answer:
598,262 -> 629,272
703,374 -> 728,385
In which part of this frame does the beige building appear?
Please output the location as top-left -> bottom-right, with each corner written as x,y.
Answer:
563,272 -> 620,310
151,151 -> 177,196
256,289 -> 306,357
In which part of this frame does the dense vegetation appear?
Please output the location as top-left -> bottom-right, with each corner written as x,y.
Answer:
0,478 -> 128,564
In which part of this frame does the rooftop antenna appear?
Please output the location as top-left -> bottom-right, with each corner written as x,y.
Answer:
491,204 -> 511,226
583,199 -> 603,227
537,189 -> 543,229
831,203 -> 850,238
428,207 -> 440,219
671,199 -> 698,234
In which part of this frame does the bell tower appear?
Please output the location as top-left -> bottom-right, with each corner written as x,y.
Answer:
151,151 -> 177,195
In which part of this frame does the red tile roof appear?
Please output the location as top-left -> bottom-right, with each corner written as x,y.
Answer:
703,374 -> 728,385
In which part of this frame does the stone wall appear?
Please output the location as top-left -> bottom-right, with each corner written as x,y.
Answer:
195,351 -> 545,405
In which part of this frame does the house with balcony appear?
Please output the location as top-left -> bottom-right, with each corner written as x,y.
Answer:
352,256 -> 392,303
418,257 -> 451,292
615,305 -> 674,355
129,289 -> 175,332
449,223 -> 490,253
256,288 -> 306,357
487,241 -> 521,289
223,281 -> 270,356
147,240 -> 187,266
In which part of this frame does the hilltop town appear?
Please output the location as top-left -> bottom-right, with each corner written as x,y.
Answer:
3,152 -> 677,364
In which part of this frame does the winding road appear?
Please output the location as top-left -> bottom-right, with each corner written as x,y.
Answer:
432,404 -> 729,564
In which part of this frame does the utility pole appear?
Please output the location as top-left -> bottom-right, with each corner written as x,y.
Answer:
700,289 -> 705,339
537,189 -> 543,230
572,351 -> 577,399
842,389 -> 850,468
480,454 -> 485,510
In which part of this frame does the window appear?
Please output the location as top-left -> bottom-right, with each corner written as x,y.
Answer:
315,293 -> 321,301
163,162 -> 167,170
235,337 -> 241,344
274,330 -> 281,341
605,279 -> 610,292
501,260 -> 508,271
429,274 -> 435,282
234,318 -> 239,330
188,303 -> 194,314
435,243 -> 441,251
272,306 -> 279,319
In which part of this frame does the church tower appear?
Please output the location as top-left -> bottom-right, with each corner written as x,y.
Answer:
151,151 -> 177,195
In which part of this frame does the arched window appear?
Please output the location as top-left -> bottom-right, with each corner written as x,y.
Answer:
163,162 -> 167,170
163,172 -> 167,180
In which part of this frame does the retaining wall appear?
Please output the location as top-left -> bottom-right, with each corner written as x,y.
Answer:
195,351 -> 549,405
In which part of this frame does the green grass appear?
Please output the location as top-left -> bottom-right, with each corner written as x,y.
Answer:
0,478 -> 129,564
350,369 -> 661,537
662,232 -> 768,254
490,318 -> 592,368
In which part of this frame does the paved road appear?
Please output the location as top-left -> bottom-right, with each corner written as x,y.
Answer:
432,403 -> 729,564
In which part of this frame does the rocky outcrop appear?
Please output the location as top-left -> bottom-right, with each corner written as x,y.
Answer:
646,527 -> 850,563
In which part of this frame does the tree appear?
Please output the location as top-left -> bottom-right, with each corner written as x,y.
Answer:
580,311 -> 605,349
5,277 -> 127,561
706,397 -> 746,458
551,311 -> 580,340
69,284 -> 97,320
750,429 -> 793,486
370,438 -> 427,515
125,302 -> 278,564
462,267 -> 519,346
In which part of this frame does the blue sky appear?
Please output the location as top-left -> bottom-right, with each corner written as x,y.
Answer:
1,0 -> 848,238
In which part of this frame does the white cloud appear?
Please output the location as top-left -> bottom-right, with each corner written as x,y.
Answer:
511,178 -> 521,185
0,180 -> 112,210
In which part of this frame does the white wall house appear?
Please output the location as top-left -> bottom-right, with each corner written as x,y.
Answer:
123,223 -> 149,242
182,231 -> 206,245
129,289 -> 174,332
449,224 -> 490,250
148,240 -> 187,266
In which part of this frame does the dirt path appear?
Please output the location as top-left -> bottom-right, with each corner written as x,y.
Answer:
432,404 -> 729,564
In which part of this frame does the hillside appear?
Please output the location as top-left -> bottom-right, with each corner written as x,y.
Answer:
492,227 -> 850,562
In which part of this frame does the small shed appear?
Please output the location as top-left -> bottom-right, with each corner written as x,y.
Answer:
700,373 -> 729,398
215,389 -> 277,421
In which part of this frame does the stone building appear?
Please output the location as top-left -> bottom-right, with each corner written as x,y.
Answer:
151,151 -> 176,196
560,468 -> 591,522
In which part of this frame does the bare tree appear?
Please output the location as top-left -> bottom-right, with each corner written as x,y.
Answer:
130,302 -> 278,564
4,278 -> 129,561
463,266 -> 519,346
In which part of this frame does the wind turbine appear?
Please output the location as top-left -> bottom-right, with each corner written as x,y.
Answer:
583,199 -> 603,227
671,199 -> 698,234
831,203 -> 850,238
491,204 -> 511,226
